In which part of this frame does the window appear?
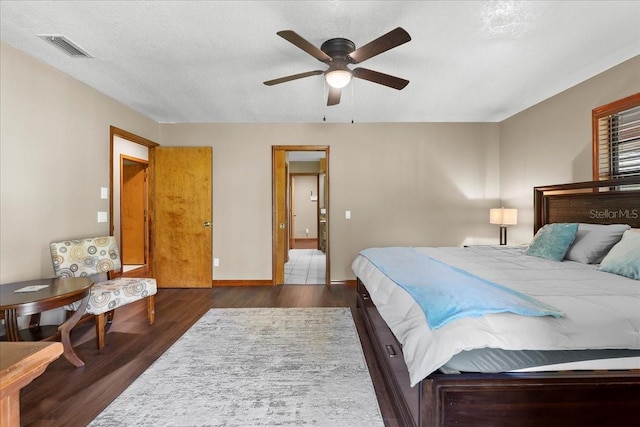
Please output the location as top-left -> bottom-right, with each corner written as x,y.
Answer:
593,93 -> 640,180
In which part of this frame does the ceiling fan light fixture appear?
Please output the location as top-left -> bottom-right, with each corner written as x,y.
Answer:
325,70 -> 352,89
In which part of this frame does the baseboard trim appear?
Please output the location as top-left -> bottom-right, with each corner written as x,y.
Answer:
211,279 -> 356,287
332,279 -> 356,286
212,280 -> 273,287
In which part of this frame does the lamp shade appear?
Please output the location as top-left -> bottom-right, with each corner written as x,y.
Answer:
490,208 -> 517,225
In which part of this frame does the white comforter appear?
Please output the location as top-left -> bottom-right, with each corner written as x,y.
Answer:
352,245 -> 640,386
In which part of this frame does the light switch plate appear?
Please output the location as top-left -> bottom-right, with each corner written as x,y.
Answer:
97,211 -> 108,223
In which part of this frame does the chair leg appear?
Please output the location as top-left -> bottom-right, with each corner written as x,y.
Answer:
147,295 -> 155,325
95,313 -> 106,350
29,313 -> 42,329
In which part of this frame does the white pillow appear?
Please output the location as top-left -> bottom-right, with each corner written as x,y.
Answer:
564,223 -> 630,264
598,230 -> 640,280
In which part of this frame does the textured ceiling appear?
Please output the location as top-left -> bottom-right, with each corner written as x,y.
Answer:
1,1 -> 639,123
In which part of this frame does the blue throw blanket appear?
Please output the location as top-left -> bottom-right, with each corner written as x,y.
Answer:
359,247 -> 564,329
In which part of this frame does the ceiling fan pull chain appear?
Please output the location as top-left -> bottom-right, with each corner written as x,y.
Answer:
351,83 -> 355,124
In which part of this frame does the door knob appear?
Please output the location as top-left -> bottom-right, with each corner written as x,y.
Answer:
204,221 -> 212,227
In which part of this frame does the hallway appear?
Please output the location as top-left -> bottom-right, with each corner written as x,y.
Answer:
284,248 -> 326,285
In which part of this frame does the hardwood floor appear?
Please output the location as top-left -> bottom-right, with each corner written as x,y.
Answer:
19,285 -> 401,427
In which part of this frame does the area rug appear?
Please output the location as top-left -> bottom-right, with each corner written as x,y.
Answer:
90,307 -> 384,426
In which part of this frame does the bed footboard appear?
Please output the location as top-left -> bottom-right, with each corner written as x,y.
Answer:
421,370 -> 640,426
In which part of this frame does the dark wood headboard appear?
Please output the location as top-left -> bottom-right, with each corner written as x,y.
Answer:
534,176 -> 640,233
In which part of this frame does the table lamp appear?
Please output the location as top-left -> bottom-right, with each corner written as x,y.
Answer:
490,208 -> 517,245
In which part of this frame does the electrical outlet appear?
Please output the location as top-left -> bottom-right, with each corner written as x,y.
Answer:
213,258 -> 220,267
345,210 -> 351,219
100,187 -> 108,200
97,211 -> 108,223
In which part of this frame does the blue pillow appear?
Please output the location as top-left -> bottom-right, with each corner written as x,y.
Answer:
598,230 -> 640,280
525,223 -> 579,261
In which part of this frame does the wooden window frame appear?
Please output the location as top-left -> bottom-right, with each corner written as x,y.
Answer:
592,93 -> 640,180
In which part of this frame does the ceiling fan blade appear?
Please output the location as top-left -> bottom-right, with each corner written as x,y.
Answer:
263,70 -> 324,86
352,67 -> 409,90
277,30 -> 332,63
327,86 -> 341,106
348,27 -> 411,64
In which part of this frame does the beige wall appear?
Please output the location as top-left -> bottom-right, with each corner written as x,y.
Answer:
4,37 -> 636,284
289,161 -> 321,173
0,42 -> 159,282
500,55 -> 640,245
159,122 -> 500,280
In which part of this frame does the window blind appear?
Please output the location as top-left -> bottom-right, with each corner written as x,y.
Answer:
593,94 -> 640,181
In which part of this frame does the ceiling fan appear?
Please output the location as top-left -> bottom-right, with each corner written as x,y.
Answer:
264,27 -> 411,106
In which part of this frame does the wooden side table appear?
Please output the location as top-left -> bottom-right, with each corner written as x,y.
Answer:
0,277 -> 93,367
0,342 -> 63,427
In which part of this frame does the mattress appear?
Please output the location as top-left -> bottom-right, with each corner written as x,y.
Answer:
352,245 -> 640,386
440,347 -> 640,374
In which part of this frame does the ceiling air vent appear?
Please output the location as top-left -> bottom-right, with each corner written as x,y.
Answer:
38,34 -> 93,58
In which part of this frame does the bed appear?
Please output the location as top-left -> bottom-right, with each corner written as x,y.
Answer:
354,178 -> 640,427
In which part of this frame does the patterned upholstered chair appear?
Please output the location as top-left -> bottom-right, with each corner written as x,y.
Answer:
50,236 -> 157,350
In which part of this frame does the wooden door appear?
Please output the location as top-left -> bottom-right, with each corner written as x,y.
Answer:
150,147 -> 212,288
121,159 -> 147,265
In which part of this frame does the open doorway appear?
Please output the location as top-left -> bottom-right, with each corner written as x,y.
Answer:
286,173 -> 325,284
110,127 -> 158,276
120,156 -> 148,272
272,146 -> 329,286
